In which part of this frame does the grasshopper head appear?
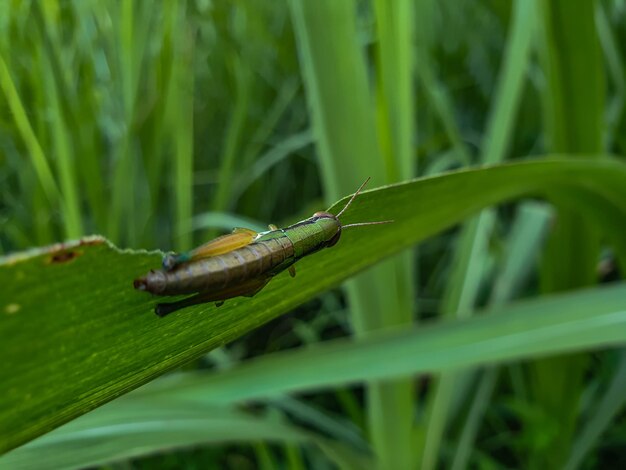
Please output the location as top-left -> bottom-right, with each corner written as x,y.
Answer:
313,211 -> 342,247
310,177 -> 394,250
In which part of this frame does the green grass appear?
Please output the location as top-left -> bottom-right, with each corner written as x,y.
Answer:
1,1 -> 626,468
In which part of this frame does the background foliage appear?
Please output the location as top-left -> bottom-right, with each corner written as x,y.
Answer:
1,0 -> 626,468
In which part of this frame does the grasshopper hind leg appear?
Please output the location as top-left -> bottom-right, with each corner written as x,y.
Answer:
155,293 -> 215,317
155,277 -> 273,317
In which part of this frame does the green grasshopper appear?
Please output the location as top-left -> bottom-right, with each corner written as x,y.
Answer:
134,178 -> 391,317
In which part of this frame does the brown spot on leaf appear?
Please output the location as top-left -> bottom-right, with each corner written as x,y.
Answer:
47,249 -> 82,264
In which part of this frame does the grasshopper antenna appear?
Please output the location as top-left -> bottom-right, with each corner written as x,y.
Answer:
343,220 -> 393,228
336,177 -> 371,219
336,177 -> 393,228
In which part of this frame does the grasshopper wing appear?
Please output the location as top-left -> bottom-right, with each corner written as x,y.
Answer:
191,228 -> 258,258
163,228 -> 258,270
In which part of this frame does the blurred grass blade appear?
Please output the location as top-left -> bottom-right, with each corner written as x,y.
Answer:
234,130 -> 314,200
170,4 -> 194,251
137,282 -> 626,404
565,350 -> 626,470
416,57 -> 472,167
481,0 -> 535,165
595,1 -> 625,141
0,397 -> 372,470
489,202 -> 553,304
267,396 -> 368,451
374,0 -> 415,180
533,1 -> 606,466
211,54 -> 251,216
450,368 -> 498,470
35,2 -> 84,240
0,55 -> 60,206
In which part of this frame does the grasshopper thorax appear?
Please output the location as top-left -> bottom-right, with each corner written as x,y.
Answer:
312,211 -> 342,247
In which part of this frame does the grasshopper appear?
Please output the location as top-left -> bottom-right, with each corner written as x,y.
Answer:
134,178 -> 391,316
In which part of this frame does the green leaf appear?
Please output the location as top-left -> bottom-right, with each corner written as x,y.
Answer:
0,395 -> 372,470
3,158 -> 626,453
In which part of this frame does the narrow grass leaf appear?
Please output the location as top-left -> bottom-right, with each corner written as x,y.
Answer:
137,282 -> 626,404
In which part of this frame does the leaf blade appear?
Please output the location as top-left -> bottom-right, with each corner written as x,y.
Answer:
2,158 -> 626,452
